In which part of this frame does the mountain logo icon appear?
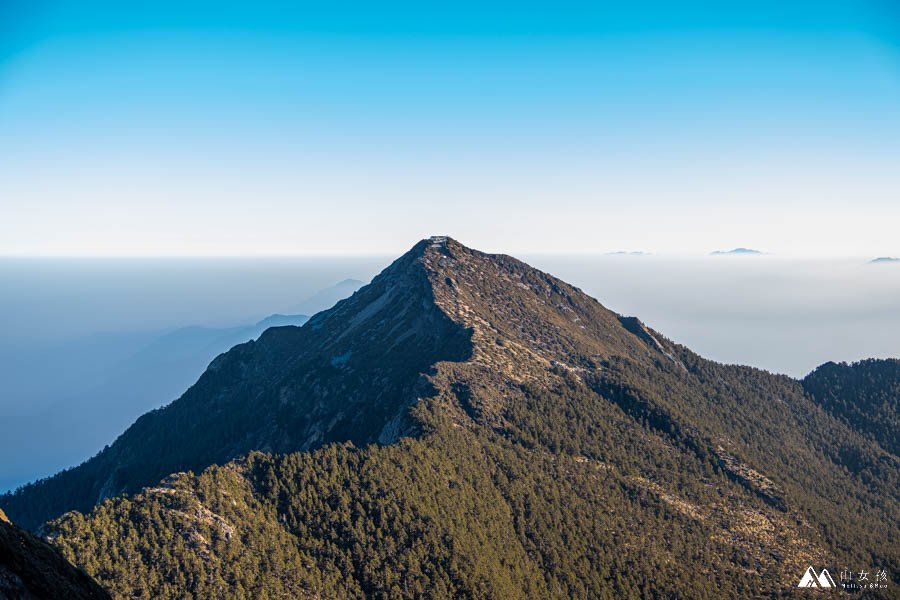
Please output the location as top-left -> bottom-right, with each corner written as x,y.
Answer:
797,566 -> 836,588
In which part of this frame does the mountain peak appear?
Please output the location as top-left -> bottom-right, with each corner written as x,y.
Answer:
387,235 -> 471,268
386,237 -> 670,380
3,239 -> 898,599
427,234 -> 451,246
2,238 -> 678,529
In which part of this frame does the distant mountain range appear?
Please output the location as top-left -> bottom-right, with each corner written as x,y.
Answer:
870,256 -> 899,264
1,239 -> 896,598
284,278 -> 365,314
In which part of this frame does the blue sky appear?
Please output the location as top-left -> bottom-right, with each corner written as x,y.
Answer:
1,1 -> 899,256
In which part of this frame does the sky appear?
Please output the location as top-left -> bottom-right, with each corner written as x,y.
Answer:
1,0 -> 899,257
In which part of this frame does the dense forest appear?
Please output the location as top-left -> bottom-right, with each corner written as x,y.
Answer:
4,237 -> 899,598
803,358 -> 900,455
45,431 -> 792,599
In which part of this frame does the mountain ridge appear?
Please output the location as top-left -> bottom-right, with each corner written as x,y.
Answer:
2,237 -> 898,598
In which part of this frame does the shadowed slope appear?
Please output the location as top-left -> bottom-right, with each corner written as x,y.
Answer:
803,358 -> 900,455
0,511 -> 110,600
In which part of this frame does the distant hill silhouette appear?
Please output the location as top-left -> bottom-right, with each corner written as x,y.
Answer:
710,247 -> 764,255
870,256 -> 899,264
285,278 -> 365,315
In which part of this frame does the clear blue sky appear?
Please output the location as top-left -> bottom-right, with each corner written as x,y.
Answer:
1,1 -> 898,256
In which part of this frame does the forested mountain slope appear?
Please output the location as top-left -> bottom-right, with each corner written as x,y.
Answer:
803,358 -> 899,455
3,237 -> 898,598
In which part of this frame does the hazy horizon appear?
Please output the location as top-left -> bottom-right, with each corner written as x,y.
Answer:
3,251 -> 897,364
2,250 -> 898,259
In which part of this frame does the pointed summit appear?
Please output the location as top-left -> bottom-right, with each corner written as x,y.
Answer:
0,237 -> 673,529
